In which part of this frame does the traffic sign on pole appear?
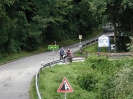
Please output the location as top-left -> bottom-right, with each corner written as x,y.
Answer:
48,45 -> 59,50
79,35 -> 82,40
57,77 -> 73,93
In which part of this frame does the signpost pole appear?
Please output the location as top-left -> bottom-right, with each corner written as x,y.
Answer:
108,38 -> 110,53
64,92 -> 66,99
98,47 -> 100,52
48,41 -> 59,66
79,35 -> 82,52
52,48 -> 54,66
52,41 -> 56,65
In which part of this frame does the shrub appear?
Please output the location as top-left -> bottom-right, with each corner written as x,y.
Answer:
85,55 -> 112,74
101,66 -> 133,99
77,71 -> 98,91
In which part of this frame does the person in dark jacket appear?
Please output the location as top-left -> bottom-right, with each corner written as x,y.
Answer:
59,47 -> 65,60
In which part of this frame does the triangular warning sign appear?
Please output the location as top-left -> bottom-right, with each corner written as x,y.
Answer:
57,77 -> 73,93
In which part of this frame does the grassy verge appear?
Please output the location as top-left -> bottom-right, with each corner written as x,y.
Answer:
31,56 -> 133,99
37,62 -> 98,99
29,77 -> 38,99
74,44 -> 109,57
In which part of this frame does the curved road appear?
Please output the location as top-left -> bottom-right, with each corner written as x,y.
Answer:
0,31 -> 114,99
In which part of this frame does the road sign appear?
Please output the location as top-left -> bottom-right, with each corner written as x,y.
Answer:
48,45 -> 59,50
98,35 -> 109,47
79,35 -> 82,39
57,77 -> 73,93
111,44 -> 115,50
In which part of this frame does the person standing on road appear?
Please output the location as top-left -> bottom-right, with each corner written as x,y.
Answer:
59,47 -> 65,60
66,48 -> 71,57
66,48 -> 72,62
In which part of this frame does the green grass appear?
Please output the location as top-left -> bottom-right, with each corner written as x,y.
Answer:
31,56 -> 133,99
37,62 -> 99,99
84,44 -> 98,52
74,44 -> 111,57
29,77 -> 38,99
84,44 -> 111,53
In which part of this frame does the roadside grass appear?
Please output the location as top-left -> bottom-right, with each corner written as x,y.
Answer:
74,43 -> 111,57
29,78 -> 38,99
37,62 -> 100,99
83,44 -> 110,52
31,56 -> 133,99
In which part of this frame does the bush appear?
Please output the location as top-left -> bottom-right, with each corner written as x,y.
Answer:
77,72 -> 98,91
85,55 -> 113,74
26,33 -> 41,51
101,67 -> 133,99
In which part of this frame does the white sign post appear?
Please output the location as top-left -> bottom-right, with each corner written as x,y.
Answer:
98,35 -> 110,52
79,35 -> 82,52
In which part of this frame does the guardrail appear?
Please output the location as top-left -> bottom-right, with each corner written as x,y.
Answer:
97,52 -> 133,58
83,39 -> 98,48
80,38 -> 98,52
35,59 -> 64,99
35,74 -> 42,99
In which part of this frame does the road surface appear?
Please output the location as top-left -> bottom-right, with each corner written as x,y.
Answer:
0,32 -> 114,99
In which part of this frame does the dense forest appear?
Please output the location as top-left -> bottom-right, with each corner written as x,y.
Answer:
0,0 -> 133,57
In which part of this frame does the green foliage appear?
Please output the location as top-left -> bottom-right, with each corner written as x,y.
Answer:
25,33 -> 41,51
30,55 -> 133,99
126,36 -> 133,52
0,0 -> 106,57
85,55 -> 110,72
29,78 -> 38,99
105,0 -> 133,35
102,66 -> 133,99
77,72 -> 98,91
1,0 -> 133,57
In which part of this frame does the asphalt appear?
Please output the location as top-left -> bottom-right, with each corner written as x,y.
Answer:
0,31 -> 114,99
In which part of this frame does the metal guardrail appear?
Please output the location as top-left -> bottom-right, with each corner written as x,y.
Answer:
35,73 -> 42,99
35,59 -> 64,99
81,39 -> 98,51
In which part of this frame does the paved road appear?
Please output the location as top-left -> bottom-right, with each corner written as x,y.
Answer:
0,32 -> 114,99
